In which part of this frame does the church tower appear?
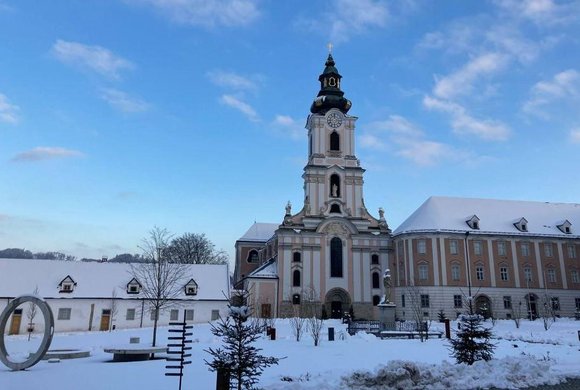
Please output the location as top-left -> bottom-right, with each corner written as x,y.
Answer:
273,52 -> 391,319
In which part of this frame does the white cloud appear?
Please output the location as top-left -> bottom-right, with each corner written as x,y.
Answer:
493,0 -> 580,25
433,53 -> 507,99
220,94 -> 259,122
297,0 -> 389,44
396,140 -> 460,167
271,115 -> 304,140
423,95 -> 511,141
570,128 -> 580,143
11,147 -> 85,162
523,69 -> 580,117
0,93 -> 19,124
100,88 -> 150,113
358,134 -> 387,150
207,70 -> 258,91
52,40 -> 134,79
128,0 -> 260,28
370,114 -> 423,137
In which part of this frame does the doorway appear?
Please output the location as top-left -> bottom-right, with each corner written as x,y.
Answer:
525,294 -> 538,320
324,288 -> 351,320
100,309 -> 111,331
9,309 -> 23,335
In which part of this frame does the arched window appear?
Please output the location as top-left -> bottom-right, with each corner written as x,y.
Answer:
371,254 -> 379,264
330,174 -> 340,198
372,272 -> 380,289
329,204 -> 341,214
247,250 -> 258,263
293,252 -> 301,262
330,131 -> 340,151
330,237 -> 343,277
293,270 -> 301,287
372,295 -> 381,306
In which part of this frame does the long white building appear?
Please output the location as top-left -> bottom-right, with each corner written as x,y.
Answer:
0,259 -> 230,334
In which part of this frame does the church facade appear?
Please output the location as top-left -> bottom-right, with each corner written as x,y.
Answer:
234,54 -> 580,321
234,54 -> 391,320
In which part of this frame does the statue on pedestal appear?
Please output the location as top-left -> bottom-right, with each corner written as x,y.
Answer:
382,268 -> 392,304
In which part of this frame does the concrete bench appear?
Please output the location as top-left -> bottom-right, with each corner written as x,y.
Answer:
103,344 -> 168,362
379,331 -> 443,339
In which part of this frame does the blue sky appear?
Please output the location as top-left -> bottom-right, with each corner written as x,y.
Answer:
1,0 -> 580,262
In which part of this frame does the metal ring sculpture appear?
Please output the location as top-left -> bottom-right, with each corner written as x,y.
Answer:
0,295 -> 54,371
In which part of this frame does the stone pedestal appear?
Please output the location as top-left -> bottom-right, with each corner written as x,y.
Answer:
377,303 -> 396,331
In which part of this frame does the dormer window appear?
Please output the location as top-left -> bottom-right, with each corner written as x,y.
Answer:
126,278 -> 142,295
557,220 -> 572,234
514,217 -> 528,232
466,215 -> 480,230
58,275 -> 76,293
184,279 -> 198,296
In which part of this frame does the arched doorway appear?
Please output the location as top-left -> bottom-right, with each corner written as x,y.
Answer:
475,295 -> 492,319
325,288 -> 351,319
525,293 -> 538,320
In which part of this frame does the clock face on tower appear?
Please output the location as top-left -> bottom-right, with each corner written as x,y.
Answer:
326,112 -> 343,128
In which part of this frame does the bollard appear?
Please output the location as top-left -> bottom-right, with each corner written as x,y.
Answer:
266,326 -> 271,337
270,328 -> 276,340
328,327 -> 334,341
577,330 -> 580,341
444,319 -> 451,339
216,368 -> 230,390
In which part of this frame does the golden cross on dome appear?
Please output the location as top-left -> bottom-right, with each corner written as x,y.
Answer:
327,42 -> 333,54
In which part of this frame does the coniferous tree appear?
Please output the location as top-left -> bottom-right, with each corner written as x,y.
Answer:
437,309 -> 447,323
449,313 -> 495,365
204,292 -> 279,390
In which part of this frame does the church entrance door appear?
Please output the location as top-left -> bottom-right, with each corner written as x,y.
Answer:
325,288 -> 351,320
330,301 -> 342,319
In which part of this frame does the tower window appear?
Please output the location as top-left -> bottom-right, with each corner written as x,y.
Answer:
371,254 -> 379,264
293,252 -> 301,262
247,250 -> 259,263
372,272 -> 380,289
329,204 -> 341,214
330,174 -> 340,197
293,269 -> 301,287
330,131 -> 340,151
330,237 -> 343,278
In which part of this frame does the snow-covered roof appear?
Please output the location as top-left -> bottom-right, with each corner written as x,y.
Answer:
394,196 -> 580,238
247,258 -> 278,279
0,259 -> 229,300
238,222 -> 278,242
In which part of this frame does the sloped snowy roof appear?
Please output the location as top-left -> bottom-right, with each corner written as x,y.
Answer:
0,259 -> 229,300
394,196 -> 580,238
238,222 -> 278,242
247,258 -> 278,279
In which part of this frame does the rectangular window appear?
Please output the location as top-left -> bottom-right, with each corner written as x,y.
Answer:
453,295 -> 462,308
185,309 -> 194,322
57,308 -> 71,320
417,240 -> 427,255
476,265 -> 484,281
150,309 -> 158,321
170,309 -> 179,321
524,267 -> 533,282
211,310 -> 220,321
126,308 -> 136,321
418,264 -> 428,280
449,240 -> 458,255
521,242 -> 530,257
497,241 -> 506,256
451,264 -> 460,281
500,266 -> 509,281
568,245 -> 577,259
420,294 -> 430,308
401,294 -> 406,308
503,296 -> 512,309
473,241 -> 482,256
547,268 -> 556,283
572,270 -> 579,283
551,297 -> 560,311
544,243 -> 553,257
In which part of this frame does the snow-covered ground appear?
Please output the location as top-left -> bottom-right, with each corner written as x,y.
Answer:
1,318 -> 579,389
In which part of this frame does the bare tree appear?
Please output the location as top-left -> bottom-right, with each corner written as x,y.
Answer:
405,283 -> 428,342
511,300 -> 524,329
301,288 -> 324,346
26,286 -> 39,341
539,293 -> 555,331
168,232 -> 228,264
109,289 -> 119,332
130,227 -> 187,346
288,293 -> 307,342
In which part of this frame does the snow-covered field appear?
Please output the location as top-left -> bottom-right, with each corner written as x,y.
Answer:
1,318 -> 579,389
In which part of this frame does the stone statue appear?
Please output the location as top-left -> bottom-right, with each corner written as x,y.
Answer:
332,184 -> 338,197
285,201 -> 292,215
382,269 -> 392,304
378,207 -> 385,220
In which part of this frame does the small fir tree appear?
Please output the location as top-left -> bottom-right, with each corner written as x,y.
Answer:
437,309 -> 447,323
204,292 -> 279,390
449,313 -> 495,365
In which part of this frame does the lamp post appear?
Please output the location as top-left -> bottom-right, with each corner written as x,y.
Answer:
464,231 -> 473,314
